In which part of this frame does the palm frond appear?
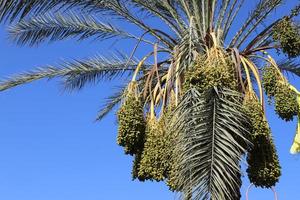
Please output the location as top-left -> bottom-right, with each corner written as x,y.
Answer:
130,0 -> 182,37
8,12 -> 135,46
243,3 -> 300,52
170,87 -> 251,199
215,0 -> 230,33
223,0 -> 245,42
0,0 -> 84,22
68,0 -> 177,48
177,0 -> 193,20
0,0 -> 121,22
0,55 -> 138,92
229,0 -> 283,47
277,59 -> 300,77
62,54 -> 141,91
235,0 -> 284,48
95,85 -> 126,121
0,0 -> 176,48
105,0 -> 176,48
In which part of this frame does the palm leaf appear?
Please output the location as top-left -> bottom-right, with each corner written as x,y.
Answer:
0,0 -> 83,22
0,0 -> 176,48
0,55 -> 139,91
131,0 -> 186,36
95,85 -> 126,121
277,59 -> 300,77
170,87 -> 251,199
229,0 -> 283,47
0,0 -> 117,22
8,12 -> 135,46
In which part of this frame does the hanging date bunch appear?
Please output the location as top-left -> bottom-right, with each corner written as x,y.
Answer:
183,47 -> 238,93
244,92 -> 281,188
273,17 -> 300,58
117,81 -> 146,155
135,91 -> 178,182
262,66 -> 298,121
137,115 -> 168,181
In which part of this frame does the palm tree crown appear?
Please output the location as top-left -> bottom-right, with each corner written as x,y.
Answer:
1,0 -> 300,199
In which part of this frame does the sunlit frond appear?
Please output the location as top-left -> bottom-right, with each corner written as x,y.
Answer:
229,0 -> 283,47
96,85 -> 126,121
170,87 -> 251,199
0,55 -> 139,91
277,59 -> 300,77
9,12 -> 136,46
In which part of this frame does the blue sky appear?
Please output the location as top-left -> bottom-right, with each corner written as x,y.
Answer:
0,1 -> 300,200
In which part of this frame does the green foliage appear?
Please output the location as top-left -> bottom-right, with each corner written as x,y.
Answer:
0,54 -> 138,92
277,59 -> 300,77
169,88 -> 250,200
166,157 -> 181,192
8,12 -> 132,46
117,82 -> 146,155
233,168 -> 242,200
244,96 -> 281,188
273,18 -> 300,58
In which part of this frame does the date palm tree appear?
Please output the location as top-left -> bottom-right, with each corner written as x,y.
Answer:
1,1 -> 300,199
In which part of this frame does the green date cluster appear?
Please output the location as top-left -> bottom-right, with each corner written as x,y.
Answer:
183,54 -> 237,93
117,82 -> 146,155
273,18 -> 300,58
263,66 -> 298,121
244,95 -> 281,188
117,86 -> 180,190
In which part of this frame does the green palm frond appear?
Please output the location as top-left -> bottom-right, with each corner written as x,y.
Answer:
0,0 -> 116,22
96,85 -> 126,121
277,59 -> 300,77
131,0 -> 187,36
62,54 -> 142,91
222,0 -> 245,41
229,0 -> 283,47
170,87 -> 251,199
103,0 -> 176,48
8,12 -> 136,46
0,55 -> 139,91
235,0 -> 283,48
0,0 -> 81,21
1,0 -> 176,48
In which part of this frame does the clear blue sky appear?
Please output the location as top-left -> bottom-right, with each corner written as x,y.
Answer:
0,1 -> 300,200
